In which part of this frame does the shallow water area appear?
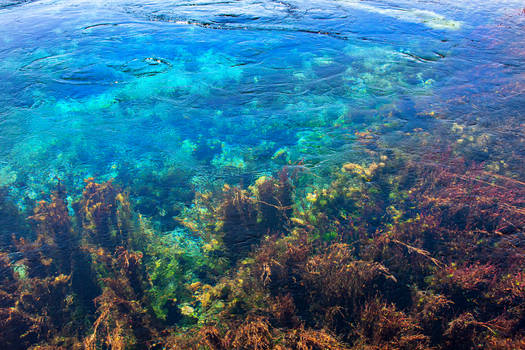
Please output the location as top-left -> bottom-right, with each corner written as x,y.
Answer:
0,0 -> 524,348
1,0 -> 522,199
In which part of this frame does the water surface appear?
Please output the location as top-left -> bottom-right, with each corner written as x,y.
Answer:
1,0 -> 523,207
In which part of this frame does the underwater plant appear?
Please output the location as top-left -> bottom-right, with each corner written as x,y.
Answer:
22,182 -> 76,276
0,187 -> 29,250
179,171 -> 294,265
83,247 -> 157,350
0,151 -> 524,349
75,179 -> 134,251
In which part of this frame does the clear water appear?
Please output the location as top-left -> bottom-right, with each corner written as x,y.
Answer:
0,0 -> 524,217
1,1 -> 524,347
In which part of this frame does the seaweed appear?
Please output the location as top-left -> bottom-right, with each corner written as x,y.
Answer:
22,182 -> 76,276
75,179 -> 133,251
218,185 -> 261,260
352,299 -> 430,349
301,243 -> 400,335
125,166 -> 195,231
1,150 -> 524,349
83,247 -> 156,350
0,187 -> 29,250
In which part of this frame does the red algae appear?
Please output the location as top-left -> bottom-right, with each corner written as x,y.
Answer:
0,154 -> 524,349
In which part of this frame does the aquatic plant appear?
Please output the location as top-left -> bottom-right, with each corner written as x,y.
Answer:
124,166 -> 195,231
218,185 -> 261,260
180,171 -> 294,264
0,253 -> 41,350
352,299 -> 430,349
75,179 -> 133,251
83,247 -> 156,350
1,0 -> 524,346
301,243 -> 400,335
143,225 -> 206,323
22,182 -> 76,276
252,169 -> 294,234
1,149 -> 524,349
412,157 -> 525,237
0,264 -> 79,350
0,187 -> 29,250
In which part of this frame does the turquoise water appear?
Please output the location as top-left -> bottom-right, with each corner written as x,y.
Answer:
1,0 -> 524,348
0,2 -> 523,223
2,1 -> 522,220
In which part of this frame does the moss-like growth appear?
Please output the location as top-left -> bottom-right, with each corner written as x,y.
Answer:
75,179 -> 132,250
1,153 -> 524,349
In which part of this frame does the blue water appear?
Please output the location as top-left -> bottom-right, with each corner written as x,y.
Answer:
0,0 -> 524,221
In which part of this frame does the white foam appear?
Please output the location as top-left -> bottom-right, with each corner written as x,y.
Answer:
338,0 -> 462,30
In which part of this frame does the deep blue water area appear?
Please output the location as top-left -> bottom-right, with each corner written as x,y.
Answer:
0,0 -> 524,219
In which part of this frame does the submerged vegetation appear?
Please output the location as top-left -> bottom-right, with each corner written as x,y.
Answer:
0,144 -> 523,349
1,0 -> 524,348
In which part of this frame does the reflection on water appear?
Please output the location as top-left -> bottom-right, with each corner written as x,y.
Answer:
0,0 -> 524,349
